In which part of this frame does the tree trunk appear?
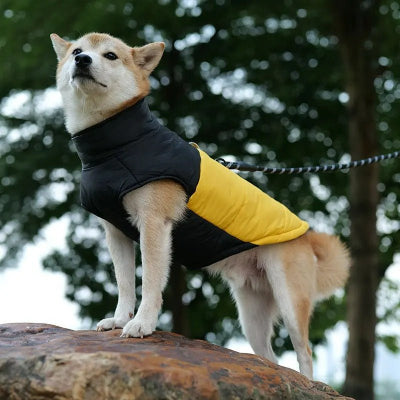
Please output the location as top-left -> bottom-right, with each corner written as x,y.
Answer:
164,41 -> 190,337
330,1 -> 380,399
169,263 -> 190,336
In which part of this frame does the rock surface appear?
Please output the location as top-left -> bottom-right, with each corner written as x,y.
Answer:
0,323 -> 352,400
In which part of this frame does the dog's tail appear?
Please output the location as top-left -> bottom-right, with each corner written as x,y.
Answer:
307,231 -> 351,299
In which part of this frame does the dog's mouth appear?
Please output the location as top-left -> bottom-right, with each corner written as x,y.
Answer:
72,72 -> 108,88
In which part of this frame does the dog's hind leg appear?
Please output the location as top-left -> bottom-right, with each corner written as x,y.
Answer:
262,244 -> 314,379
231,284 -> 278,363
97,220 -> 136,331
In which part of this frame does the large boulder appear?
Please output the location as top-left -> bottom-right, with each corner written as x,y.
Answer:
0,323 -> 352,399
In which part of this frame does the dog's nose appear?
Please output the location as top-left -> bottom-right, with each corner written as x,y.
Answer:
75,54 -> 92,68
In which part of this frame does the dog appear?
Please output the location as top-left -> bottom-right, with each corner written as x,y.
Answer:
50,32 -> 350,379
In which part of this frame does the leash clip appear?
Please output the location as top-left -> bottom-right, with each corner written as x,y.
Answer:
215,157 -> 227,166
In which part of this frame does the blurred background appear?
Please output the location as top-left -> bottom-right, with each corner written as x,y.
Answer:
0,1 -> 399,399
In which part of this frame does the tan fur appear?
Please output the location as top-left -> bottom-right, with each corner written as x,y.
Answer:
50,32 -> 164,133
122,180 -> 187,227
118,181 -> 186,337
51,32 -> 351,379
87,32 -> 111,47
277,231 -> 350,300
296,298 -> 312,358
307,231 -> 350,297
207,232 -> 350,378
271,232 -> 350,376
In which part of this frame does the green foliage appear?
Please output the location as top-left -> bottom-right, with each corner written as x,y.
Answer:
0,0 -> 399,353
378,335 -> 399,353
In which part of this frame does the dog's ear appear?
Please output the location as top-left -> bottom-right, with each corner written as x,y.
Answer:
132,42 -> 165,76
50,33 -> 72,61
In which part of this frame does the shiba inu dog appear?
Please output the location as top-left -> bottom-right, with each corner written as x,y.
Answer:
50,32 -> 350,379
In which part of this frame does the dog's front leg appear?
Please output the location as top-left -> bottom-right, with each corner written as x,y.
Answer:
120,181 -> 186,338
121,212 -> 173,338
97,219 -> 136,331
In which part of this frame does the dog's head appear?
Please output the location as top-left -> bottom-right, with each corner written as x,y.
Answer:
50,32 -> 165,133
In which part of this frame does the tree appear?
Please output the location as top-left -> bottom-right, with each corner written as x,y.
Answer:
330,3 -> 380,399
1,2 -> 399,397
330,1 -> 400,398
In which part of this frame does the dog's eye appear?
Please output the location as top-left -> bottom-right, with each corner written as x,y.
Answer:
72,48 -> 82,56
104,52 -> 118,60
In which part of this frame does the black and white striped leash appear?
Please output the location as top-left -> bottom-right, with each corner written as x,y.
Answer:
215,151 -> 400,175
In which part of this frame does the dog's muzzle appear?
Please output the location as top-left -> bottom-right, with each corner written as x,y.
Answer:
71,53 -> 107,88
75,53 -> 92,69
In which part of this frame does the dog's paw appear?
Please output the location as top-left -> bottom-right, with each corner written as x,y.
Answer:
120,317 -> 156,338
96,314 -> 133,331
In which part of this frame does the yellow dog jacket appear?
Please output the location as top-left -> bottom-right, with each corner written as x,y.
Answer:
188,148 -> 309,246
73,98 -> 309,269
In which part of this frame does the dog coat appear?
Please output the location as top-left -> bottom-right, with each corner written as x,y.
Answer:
72,98 -> 309,269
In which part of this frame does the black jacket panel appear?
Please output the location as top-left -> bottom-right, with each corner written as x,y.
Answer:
72,99 -> 253,269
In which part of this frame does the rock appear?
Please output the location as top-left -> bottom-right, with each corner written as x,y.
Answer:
0,323 -> 352,400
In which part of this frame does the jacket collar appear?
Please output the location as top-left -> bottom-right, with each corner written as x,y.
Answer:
72,98 -> 160,164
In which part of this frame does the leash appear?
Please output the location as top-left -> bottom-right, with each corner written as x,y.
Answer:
215,150 -> 400,175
